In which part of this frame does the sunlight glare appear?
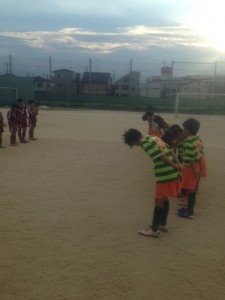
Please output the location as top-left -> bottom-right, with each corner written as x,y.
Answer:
185,1 -> 225,51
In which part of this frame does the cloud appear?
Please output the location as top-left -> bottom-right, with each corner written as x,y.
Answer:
0,25 -> 210,56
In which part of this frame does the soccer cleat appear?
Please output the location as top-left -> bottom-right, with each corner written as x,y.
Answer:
20,140 -> 29,143
177,208 -> 194,219
159,225 -> 168,232
138,228 -> 159,238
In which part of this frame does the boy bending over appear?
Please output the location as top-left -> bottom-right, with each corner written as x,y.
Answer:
123,129 -> 182,238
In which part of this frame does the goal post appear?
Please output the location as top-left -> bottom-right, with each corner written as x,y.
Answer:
0,87 -> 18,106
174,92 -> 225,117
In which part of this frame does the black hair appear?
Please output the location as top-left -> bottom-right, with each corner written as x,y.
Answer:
29,100 -> 34,104
123,128 -> 142,147
17,97 -> 24,103
183,118 -> 200,135
11,103 -> 18,109
161,124 -> 183,146
153,115 -> 168,129
142,106 -> 155,121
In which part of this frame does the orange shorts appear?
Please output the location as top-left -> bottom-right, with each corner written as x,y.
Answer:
155,178 -> 181,198
148,128 -> 162,137
181,163 -> 200,191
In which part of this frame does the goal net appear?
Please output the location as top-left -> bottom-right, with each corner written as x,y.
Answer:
174,93 -> 225,117
0,87 -> 18,106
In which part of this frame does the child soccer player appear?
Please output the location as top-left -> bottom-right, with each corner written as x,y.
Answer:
178,118 -> 206,219
17,98 -> 28,143
123,128 -> 182,238
27,100 -> 38,140
0,111 -> 6,148
142,107 -> 169,137
161,124 -> 183,150
7,103 -> 18,146
161,125 -> 188,206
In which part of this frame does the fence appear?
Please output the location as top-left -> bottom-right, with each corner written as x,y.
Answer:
1,55 -> 225,114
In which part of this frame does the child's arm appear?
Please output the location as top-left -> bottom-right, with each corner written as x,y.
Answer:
171,150 -> 183,171
159,155 -> 180,170
189,160 -> 200,177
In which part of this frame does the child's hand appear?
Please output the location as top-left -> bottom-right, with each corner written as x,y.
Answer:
193,169 -> 201,177
178,163 -> 183,171
172,163 -> 180,171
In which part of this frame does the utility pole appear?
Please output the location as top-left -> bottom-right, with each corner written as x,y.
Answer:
213,61 -> 217,94
170,59 -> 174,101
89,57 -> 92,99
129,59 -> 132,98
9,54 -> 12,74
49,56 -> 52,106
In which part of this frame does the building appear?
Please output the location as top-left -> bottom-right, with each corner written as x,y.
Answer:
161,67 -> 173,81
34,76 -> 50,92
140,76 -> 161,98
178,75 -> 225,95
82,72 -> 112,96
114,71 -> 140,97
52,69 -> 81,95
140,69 -> 225,99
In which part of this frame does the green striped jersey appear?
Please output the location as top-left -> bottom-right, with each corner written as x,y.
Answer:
180,135 -> 205,167
141,136 -> 180,183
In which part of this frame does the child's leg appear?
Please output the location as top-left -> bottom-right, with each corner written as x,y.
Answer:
151,198 -> 164,232
160,198 -> 169,226
11,127 -> 16,145
18,125 -> 22,141
178,190 -> 196,218
29,126 -> 34,139
22,127 -> 27,141
177,188 -> 188,206
187,192 -> 196,216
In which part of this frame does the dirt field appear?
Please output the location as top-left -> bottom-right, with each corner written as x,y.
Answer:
0,108 -> 224,300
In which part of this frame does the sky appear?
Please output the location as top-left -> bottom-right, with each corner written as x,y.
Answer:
1,0 -> 225,80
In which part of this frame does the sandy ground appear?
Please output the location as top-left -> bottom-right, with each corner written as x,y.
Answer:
0,108 -> 225,300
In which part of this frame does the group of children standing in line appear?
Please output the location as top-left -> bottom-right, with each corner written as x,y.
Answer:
123,106 -> 207,238
0,98 -> 38,148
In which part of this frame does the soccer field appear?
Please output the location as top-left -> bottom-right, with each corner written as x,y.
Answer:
0,108 -> 224,300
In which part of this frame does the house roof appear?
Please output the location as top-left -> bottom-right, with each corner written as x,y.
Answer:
53,69 -> 74,73
0,73 -> 16,77
82,72 -> 111,84
34,76 -> 49,82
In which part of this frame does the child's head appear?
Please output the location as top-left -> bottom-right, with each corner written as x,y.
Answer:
142,106 -> 155,121
153,115 -> 168,129
29,100 -> 35,106
183,118 -> 200,137
11,103 -> 18,109
123,128 -> 142,148
17,97 -> 24,107
162,124 -> 183,148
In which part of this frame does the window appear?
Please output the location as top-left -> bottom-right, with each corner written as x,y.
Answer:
37,82 -> 44,88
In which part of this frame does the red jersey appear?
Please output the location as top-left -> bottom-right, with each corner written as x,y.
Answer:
27,105 -> 37,125
17,106 -> 28,127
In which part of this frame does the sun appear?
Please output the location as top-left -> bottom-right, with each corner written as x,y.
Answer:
184,1 -> 225,51
198,19 -> 225,51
